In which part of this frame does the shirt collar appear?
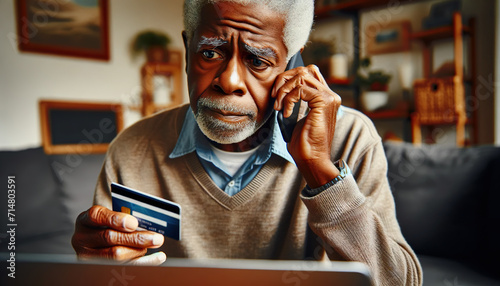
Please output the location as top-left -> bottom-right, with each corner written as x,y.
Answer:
169,107 -> 294,164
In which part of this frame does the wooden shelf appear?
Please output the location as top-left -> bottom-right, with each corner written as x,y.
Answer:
315,0 -> 422,18
364,109 -> 409,120
326,78 -> 352,86
411,25 -> 471,42
314,1 -> 477,145
410,12 -> 474,147
140,61 -> 183,117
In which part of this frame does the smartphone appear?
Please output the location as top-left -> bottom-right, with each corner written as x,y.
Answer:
277,52 -> 304,142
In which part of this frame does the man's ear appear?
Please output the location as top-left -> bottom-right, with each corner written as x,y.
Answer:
299,46 -> 304,54
182,31 -> 189,71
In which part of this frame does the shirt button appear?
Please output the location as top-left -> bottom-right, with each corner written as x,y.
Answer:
228,181 -> 235,187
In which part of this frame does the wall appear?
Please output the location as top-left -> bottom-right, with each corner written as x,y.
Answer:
0,0 -> 187,150
496,0 -> 500,145
1,0 -> 497,149
464,0 -> 497,145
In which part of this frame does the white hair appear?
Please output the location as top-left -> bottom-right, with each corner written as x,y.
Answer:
183,0 -> 314,61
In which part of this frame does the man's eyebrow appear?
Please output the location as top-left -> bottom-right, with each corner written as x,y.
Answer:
197,36 -> 228,51
244,44 -> 277,60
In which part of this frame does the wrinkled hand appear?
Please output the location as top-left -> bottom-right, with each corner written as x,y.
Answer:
272,65 -> 342,188
72,205 -> 166,265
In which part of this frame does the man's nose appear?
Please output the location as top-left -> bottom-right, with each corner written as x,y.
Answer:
212,56 -> 247,95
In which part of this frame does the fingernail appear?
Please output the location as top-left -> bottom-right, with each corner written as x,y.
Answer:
123,216 -> 138,231
152,233 -> 164,246
152,251 -> 167,263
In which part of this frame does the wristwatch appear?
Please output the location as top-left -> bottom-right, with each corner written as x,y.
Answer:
304,159 -> 351,196
331,159 -> 350,184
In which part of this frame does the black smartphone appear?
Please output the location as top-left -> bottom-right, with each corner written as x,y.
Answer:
277,52 -> 304,142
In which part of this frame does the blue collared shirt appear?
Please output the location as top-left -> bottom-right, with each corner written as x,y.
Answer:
169,107 -> 294,196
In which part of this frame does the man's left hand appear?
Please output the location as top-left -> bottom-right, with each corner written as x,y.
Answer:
272,65 -> 342,189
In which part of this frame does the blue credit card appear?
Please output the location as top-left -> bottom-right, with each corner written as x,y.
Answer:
111,182 -> 181,240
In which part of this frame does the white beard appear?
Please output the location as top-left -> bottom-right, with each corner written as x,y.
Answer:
194,97 -> 269,144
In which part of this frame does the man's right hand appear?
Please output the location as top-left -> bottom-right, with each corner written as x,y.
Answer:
72,205 -> 166,265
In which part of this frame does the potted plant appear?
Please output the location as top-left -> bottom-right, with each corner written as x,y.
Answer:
356,57 -> 392,111
132,30 -> 171,63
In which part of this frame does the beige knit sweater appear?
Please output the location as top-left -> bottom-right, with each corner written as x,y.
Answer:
94,104 -> 422,285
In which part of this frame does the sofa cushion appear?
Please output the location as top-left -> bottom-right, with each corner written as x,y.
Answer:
0,147 -> 73,253
49,152 -> 105,223
418,255 -> 500,286
383,142 -> 500,263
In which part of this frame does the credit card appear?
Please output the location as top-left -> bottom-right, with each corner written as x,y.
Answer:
111,182 -> 181,240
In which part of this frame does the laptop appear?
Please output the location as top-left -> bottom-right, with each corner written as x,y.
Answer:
1,253 -> 373,286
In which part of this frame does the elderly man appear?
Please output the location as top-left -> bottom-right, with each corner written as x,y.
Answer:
72,0 -> 422,285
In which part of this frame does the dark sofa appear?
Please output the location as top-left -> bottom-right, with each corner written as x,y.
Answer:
1,142 -> 500,285
384,141 -> 500,285
0,147 -> 105,254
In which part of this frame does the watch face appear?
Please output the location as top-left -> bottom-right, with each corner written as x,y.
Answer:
337,159 -> 349,178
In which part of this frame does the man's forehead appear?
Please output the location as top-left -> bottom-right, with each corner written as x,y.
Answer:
192,2 -> 287,58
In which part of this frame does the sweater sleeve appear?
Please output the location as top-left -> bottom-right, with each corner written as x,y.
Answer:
300,130 -> 423,286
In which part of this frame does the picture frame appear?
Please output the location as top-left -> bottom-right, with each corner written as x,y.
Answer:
16,0 -> 110,61
39,100 -> 123,154
365,21 -> 411,55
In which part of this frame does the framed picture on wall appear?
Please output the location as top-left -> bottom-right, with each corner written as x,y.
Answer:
39,100 -> 123,154
365,21 -> 411,55
16,0 -> 110,61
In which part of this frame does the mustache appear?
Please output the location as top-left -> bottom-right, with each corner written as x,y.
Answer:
196,97 -> 256,118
